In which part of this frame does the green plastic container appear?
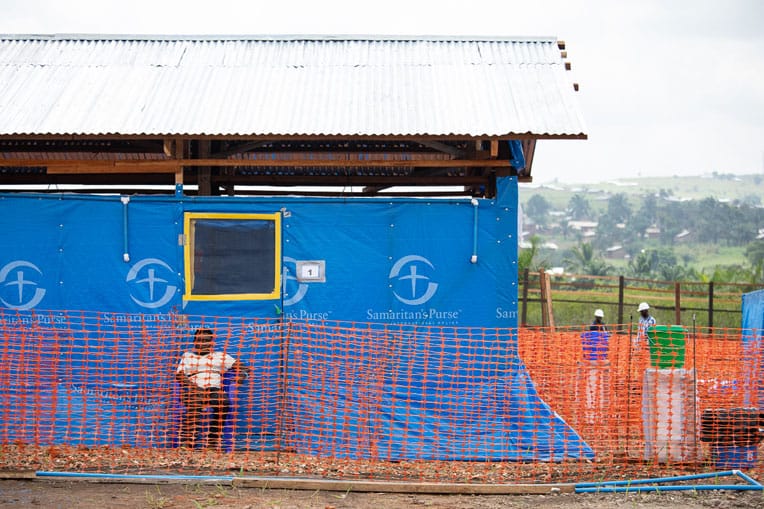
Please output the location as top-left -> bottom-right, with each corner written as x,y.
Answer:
647,325 -> 686,369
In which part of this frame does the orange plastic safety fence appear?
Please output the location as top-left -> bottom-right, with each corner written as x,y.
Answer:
0,310 -> 762,484
520,325 -> 763,476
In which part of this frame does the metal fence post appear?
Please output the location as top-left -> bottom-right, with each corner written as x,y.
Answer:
675,282 -> 682,325
539,269 -> 548,328
618,275 -> 625,330
521,268 -> 529,327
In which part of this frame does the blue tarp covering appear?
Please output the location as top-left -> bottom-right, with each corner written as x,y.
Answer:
741,289 -> 764,410
287,325 -> 591,460
0,177 -> 593,460
508,140 -> 526,172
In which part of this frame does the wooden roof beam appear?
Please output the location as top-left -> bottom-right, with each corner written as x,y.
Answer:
211,140 -> 274,158
1,158 -> 514,173
411,140 -> 465,158
220,174 -> 491,186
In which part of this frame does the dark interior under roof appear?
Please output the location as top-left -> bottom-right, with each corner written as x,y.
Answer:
0,137 -> 536,197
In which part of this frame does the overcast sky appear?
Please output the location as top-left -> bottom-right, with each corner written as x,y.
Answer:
2,0 -> 763,183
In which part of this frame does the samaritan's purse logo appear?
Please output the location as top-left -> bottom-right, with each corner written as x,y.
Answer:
0,260 -> 47,310
127,258 -> 177,309
389,255 -> 438,306
282,256 -> 308,306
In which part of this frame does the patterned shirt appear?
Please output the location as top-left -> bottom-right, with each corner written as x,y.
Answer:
636,315 -> 656,345
176,351 -> 236,389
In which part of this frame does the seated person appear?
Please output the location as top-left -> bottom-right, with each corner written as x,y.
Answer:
175,328 -> 249,449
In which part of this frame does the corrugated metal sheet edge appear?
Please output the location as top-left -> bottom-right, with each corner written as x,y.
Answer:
0,34 -> 560,43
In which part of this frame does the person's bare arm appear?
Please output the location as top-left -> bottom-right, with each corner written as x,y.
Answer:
175,371 -> 187,385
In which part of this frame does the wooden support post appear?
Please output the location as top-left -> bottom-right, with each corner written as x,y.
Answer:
545,271 -> 555,331
174,167 -> 184,186
674,282 -> 682,325
198,140 -> 212,196
539,269 -> 548,328
521,268 -> 529,327
174,137 -> 184,196
173,138 -> 185,159
708,281 -> 714,328
618,275 -> 625,330
539,269 -> 555,331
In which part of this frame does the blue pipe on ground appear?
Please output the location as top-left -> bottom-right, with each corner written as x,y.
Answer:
576,469 -> 762,493
577,485 -> 763,493
33,469 -> 763,493
37,471 -> 235,482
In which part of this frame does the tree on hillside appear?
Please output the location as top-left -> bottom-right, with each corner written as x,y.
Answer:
525,194 -> 551,227
740,194 -> 761,207
700,264 -> 761,284
567,194 -> 593,220
628,247 -> 691,280
694,198 -> 758,246
607,193 -> 632,223
594,213 -> 624,250
658,263 -> 698,282
695,197 -> 733,244
631,194 -> 657,238
655,201 -> 684,244
518,235 -> 549,273
563,242 -> 613,276
629,250 -> 654,278
751,260 -> 764,284
559,219 -> 572,239
726,204 -> 757,245
745,240 -> 764,267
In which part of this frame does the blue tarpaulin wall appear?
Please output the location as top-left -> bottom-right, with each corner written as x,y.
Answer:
286,323 -> 592,460
742,289 -> 764,410
0,177 -> 593,460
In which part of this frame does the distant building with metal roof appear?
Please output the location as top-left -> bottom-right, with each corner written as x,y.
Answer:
0,34 -> 585,196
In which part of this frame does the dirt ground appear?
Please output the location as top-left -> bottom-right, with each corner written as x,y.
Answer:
1,480 -> 763,509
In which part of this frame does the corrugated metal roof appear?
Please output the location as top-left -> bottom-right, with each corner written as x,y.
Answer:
0,35 -> 586,138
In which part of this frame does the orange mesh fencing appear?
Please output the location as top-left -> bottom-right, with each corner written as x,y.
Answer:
519,326 -> 761,463
1,310 -> 762,484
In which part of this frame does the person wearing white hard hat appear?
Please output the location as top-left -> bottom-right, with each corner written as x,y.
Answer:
636,302 -> 656,346
589,308 -> 608,332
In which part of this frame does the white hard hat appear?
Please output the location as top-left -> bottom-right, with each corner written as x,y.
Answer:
638,302 -> 650,312
594,309 -> 604,318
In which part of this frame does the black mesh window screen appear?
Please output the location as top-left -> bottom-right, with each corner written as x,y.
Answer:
184,213 -> 281,300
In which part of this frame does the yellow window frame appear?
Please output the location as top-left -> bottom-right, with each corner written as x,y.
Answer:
183,212 -> 281,301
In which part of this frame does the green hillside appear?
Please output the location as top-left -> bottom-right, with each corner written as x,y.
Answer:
521,173 -> 764,211
517,173 -> 764,281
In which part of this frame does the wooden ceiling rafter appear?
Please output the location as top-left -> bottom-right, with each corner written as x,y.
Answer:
0,158 -> 515,174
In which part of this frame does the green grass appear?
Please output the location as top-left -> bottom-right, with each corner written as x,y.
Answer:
674,244 -> 747,271
534,242 -> 748,277
519,271 -> 749,329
